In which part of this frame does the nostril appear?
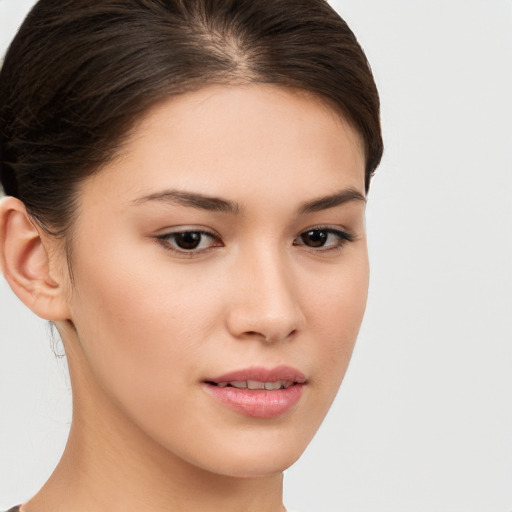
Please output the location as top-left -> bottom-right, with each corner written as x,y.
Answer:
246,330 -> 271,342
243,329 -> 298,343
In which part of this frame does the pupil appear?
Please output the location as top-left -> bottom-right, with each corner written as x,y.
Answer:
176,232 -> 201,250
302,230 -> 327,247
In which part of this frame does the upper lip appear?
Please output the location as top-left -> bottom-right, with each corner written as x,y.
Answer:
205,365 -> 307,385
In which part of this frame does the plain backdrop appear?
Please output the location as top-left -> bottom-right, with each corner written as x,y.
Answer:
1,1 -> 511,511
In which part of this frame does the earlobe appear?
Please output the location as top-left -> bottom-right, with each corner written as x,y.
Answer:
0,196 -> 70,321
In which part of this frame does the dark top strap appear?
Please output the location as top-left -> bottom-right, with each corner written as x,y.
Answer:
4,507 -> 21,512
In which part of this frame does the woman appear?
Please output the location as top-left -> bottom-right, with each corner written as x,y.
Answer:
0,1 -> 382,511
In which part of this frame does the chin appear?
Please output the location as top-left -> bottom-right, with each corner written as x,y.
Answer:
204,449 -> 303,479
177,423 -> 316,479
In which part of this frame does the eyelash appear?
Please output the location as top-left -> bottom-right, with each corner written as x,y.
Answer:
293,227 -> 354,251
156,226 -> 354,257
156,230 -> 221,256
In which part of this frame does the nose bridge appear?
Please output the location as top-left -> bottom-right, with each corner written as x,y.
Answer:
227,242 -> 304,342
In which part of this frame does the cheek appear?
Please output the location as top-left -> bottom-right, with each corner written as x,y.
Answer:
306,251 -> 369,393
67,242 -> 222,402
66,250 -> 231,462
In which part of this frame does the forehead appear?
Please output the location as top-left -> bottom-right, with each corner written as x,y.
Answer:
82,84 -> 366,210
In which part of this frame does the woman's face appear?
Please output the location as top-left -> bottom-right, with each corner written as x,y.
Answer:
61,84 -> 368,477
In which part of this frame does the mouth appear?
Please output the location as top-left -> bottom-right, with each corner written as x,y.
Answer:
202,366 -> 306,419
206,380 -> 295,390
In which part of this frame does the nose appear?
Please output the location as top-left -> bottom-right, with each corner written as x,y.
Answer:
225,248 -> 305,343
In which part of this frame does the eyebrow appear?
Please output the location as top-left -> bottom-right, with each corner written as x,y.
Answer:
297,187 -> 366,214
133,190 -> 241,214
133,187 -> 365,215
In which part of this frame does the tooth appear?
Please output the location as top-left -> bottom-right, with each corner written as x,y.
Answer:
217,382 -> 228,388
281,381 -> 293,389
247,380 -> 265,390
264,381 -> 281,390
231,381 -> 247,389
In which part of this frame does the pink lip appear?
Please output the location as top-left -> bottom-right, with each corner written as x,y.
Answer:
203,365 -> 306,419
208,365 -> 307,385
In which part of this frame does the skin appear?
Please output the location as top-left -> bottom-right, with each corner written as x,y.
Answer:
0,84 -> 368,512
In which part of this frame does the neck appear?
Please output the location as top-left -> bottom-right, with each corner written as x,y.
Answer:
23,334 -> 286,512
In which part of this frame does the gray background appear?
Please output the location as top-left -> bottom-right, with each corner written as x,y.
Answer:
1,1 -> 511,510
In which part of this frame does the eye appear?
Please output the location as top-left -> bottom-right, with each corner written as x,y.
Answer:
156,229 -> 221,254
294,227 -> 354,250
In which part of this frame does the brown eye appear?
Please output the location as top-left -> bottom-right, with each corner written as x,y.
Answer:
174,232 -> 202,250
300,230 -> 328,247
157,230 -> 220,253
294,228 -> 354,250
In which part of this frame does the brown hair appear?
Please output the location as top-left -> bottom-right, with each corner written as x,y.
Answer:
0,0 -> 383,236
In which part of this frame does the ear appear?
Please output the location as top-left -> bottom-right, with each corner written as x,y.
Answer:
0,196 -> 71,321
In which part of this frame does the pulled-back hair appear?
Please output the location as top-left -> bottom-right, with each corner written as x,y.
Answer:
0,0 -> 382,236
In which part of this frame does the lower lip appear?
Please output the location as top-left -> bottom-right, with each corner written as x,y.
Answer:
203,383 -> 305,419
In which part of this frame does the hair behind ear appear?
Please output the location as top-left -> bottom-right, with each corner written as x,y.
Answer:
0,196 -> 70,321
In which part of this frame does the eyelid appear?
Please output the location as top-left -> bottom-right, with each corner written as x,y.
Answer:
293,225 -> 355,250
156,225 -> 219,236
297,224 -> 354,238
155,226 -> 223,256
